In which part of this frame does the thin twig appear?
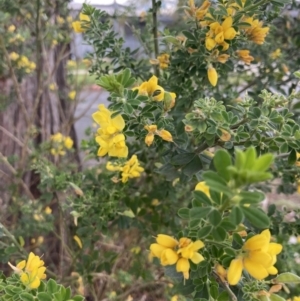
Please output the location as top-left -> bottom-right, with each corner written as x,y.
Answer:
151,0 -> 160,77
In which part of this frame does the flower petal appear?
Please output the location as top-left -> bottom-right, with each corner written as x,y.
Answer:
227,258 -> 243,285
156,234 -> 178,248
243,258 -> 269,280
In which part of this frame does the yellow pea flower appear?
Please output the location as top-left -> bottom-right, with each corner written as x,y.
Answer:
72,13 -> 90,33
228,230 -> 282,285
195,181 -> 210,197
134,75 -> 165,101
73,235 -> 83,249
8,252 -> 46,290
236,49 -> 254,65
157,129 -> 173,142
207,66 -> 218,86
9,52 -> 19,61
68,90 -> 76,100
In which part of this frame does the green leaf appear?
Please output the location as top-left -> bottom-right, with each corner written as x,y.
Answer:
72,296 -> 85,301
178,208 -> 190,220
182,155 -> 203,176
288,149 -> 297,165
47,279 -> 58,294
171,153 -> 195,165
182,30 -> 195,40
269,294 -> 286,301
252,154 -> 274,172
211,227 -> 227,241
20,293 -> 34,301
208,209 -> 222,227
235,149 -> 245,170
243,147 -> 257,170
220,219 -> 236,231
190,207 -> 212,220
202,171 -> 232,196
37,293 -> 52,301
193,191 -> 212,206
274,272 -> 300,284
121,68 -> 131,85
242,206 -> 270,228
197,225 -> 213,239
239,191 -> 265,205
229,206 -> 244,226
213,149 -> 232,181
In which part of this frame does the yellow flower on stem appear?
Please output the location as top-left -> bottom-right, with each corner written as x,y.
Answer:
150,235 -> 205,280
9,52 -> 19,61
144,125 -> 173,146
134,75 -> 165,101
92,105 -> 128,158
227,229 -> 283,285
236,50 -> 254,65
120,155 -> 144,183
207,66 -> 218,86
217,54 -> 230,64
205,16 -> 237,51
242,17 -> 269,45
157,53 -> 170,69
177,240 -> 205,279
72,13 -> 90,33
68,90 -> 76,100
8,252 -> 46,290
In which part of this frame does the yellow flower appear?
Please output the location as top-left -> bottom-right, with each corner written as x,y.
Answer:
120,155 -> 144,183
236,49 -> 254,65
228,229 -> 282,285
217,54 -> 230,64
296,152 -> 300,167
270,48 -> 281,60
72,13 -> 90,33
67,16 -> 73,23
44,206 -> 52,214
205,16 -> 236,51
242,17 -> 269,45
9,52 -> 19,61
67,60 -> 77,68
150,235 -> 204,280
144,125 -> 173,146
49,83 -> 57,91
64,136 -> 73,149
157,53 -> 170,69
8,25 -> 16,32
106,161 -> 122,172
68,90 -> 76,100
73,235 -> 83,249
56,16 -> 65,25
50,133 -> 73,156
207,66 -> 218,86
157,129 -> 173,142
92,104 -> 128,158
8,252 -> 46,290
177,240 -> 205,279
134,75 -> 165,101
195,181 -> 210,197
215,263 -> 227,282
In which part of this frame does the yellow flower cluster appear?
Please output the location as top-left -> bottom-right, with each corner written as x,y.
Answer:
205,16 -> 237,52
270,48 -> 281,60
9,33 -> 25,44
72,13 -> 90,33
8,252 -> 46,289
106,155 -> 144,183
144,125 -> 173,146
9,53 -> 36,73
157,53 -> 170,69
187,0 -> 210,21
50,132 -> 73,156
92,104 -> 128,158
68,90 -> 76,100
236,49 -> 254,65
150,234 -> 205,279
228,229 -> 283,285
243,16 -> 269,45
